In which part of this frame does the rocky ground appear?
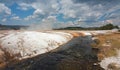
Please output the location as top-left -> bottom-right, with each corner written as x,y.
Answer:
94,33 -> 120,70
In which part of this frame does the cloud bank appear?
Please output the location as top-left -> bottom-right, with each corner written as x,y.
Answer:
0,0 -> 120,28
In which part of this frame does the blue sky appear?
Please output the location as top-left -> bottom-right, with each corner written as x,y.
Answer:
0,0 -> 120,27
9,3 -> 35,18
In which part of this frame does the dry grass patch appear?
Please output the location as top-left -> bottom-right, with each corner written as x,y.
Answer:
92,33 -> 120,60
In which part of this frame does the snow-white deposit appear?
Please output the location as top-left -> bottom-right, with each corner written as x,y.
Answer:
100,50 -> 120,70
0,31 -> 73,59
0,30 -> 114,61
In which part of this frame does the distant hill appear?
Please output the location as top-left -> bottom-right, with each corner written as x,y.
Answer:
0,24 -> 28,30
55,24 -> 119,30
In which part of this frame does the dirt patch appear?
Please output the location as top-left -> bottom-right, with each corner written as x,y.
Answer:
91,33 -> 120,60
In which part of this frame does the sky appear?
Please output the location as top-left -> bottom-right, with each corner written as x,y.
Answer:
0,0 -> 120,28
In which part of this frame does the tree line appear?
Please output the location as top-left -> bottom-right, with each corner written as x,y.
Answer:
55,23 -> 119,30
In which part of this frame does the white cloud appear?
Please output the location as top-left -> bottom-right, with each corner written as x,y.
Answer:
23,0 -> 120,27
0,0 -> 120,26
24,15 -> 35,20
18,3 -> 31,11
59,0 -> 103,20
64,10 -> 76,18
16,0 -> 106,27
24,9 -> 44,20
108,17 -> 120,25
28,15 -> 75,30
2,18 -> 7,22
27,15 -> 57,30
0,3 -> 11,15
24,0 -> 59,21
51,3 -> 59,11
11,16 -> 21,20
34,9 -> 44,15
42,16 -> 75,28
59,0 -> 76,18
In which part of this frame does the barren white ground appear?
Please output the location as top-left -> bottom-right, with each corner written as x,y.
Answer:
0,30 -> 119,70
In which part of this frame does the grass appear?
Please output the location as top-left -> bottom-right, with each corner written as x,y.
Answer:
91,33 -> 120,60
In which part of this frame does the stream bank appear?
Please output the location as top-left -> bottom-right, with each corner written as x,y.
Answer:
4,35 -> 104,70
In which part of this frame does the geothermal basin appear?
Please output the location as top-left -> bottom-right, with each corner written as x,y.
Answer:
0,30 -> 119,70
